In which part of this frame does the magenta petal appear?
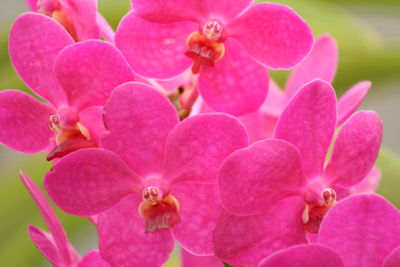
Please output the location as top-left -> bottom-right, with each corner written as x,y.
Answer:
274,79 -> 337,178
9,12 -> 73,106
97,13 -> 115,42
98,194 -> 174,267
199,39 -> 269,116
163,113 -> 248,184
206,0 -> 253,22
323,111 -> 382,188
259,244 -> 343,267
0,90 -> 54,153
25,0 -> 38,11
383,246 -> 400,267
285,34 -> 338,101
78,105 -> 107,144
227,3 -> 313,69
213,197 -> 307,266
55,40 -> 135,110
337,81 -> 371,125
45,148 -> 141,216
171,183 -> 221,255
102,82 -> 179,177
319,194 -> 400,267
28,226 -> 58,266
180,247 -> 223,267
77,250 -> 110,267
219,139 -> 305,216
131,0 -> 208,23
115,11 -> 196,79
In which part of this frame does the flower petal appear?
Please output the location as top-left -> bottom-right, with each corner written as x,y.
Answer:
78,105 -> 107,145
9,12 -> 73,106
259,244 -> 343,267
25,0 -> 38,11
285,34 -> 338,101
45,148 -> 141,216
213,197 -> 307,267
199,38 -> 269,116
318,194 -> 400,267
180,247 -> 224,267
55,40 -> 135,110
163,113 -> 248,184
96,13 -> 115,42
206,0 -> 253,22
77,250 -> 110,267
337,81 -> 371,125
274,79 -> 337,178
171,183 -> 221,255
115,11 -> 196,79
323,111 -> 382,188
28,226 -> 58,266
383,246 -> 400,267
227,3 -> 313,69
219,139 -> 305,216
0,90 -> 54,153
98,194 -> 174,267
102,82 -> 179,177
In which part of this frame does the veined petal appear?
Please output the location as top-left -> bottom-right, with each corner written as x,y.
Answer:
0,90 -> 54,153
180,247 -> 223,267
45,148 -> 141,216
207,0 -> 253,23
227,3 -> 313,69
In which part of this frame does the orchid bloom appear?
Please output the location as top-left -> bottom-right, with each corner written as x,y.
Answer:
0,13 -> 134,160
181,247 -> 224,267
115,0 -> 313,115
44,82 -> 248,266
25,0 -> 114,42
20,172 -> 110,267
213,79 -> 382,266
259,194 -> 400,267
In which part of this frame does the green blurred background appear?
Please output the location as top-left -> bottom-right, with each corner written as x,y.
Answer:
0,0 -> 399,266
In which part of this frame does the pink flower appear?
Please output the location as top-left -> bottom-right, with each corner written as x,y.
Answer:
115,0 -> 313,115
181,247 -> 223,267
259,194 -> 400,267
20,172 -> 110,267
0,13 -> 134,160
44,82 -> 248,266
25,0 -> 114,42
213,79 -> 383,266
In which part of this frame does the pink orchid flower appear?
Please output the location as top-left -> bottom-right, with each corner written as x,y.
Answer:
259,194 -> 400,267
213,79 -> 383,266
114,0 -> 313,115
0,13 -> 134,160
20,172 -> 110,267
181,247 -> 224,267
240,34 -> 371,141
44,82 -> 249,266
25,0 -> 114,42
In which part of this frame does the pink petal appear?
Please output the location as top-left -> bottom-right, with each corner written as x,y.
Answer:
274,79 -> 337,178
78,105 -> 107,144
318,194 -> 400,267
337,81 -> 371,125
206,0 -> 253,22
77,250 -> 110,267
55,40 -> 135,111
44,148 -> 141,216
0,90 -> 54,153
21,173 -> 73,266
131,0 -> 208,23
199,38 -> 269,116
219,139 -> 305,216
102,82 -> 179,177
115,11 -> 196,79
98,194 -> 174,267
180,247 -> 223,267
285,34 -> 338,101
261,80 -> 285,117
323,111 -> 383,188
213,197 -> 307,266
383,246 -> 400,267
96,13 -> 115,43
60,0 -> 101,40
163,113 -> 248,184
259,244 -> 343,267
227,3 -> 313,69
171,183 -> 221,255
239,111 -> 266,143
9,12 -> 73,107
25,0 -> 38,11
28,226 -> 58,266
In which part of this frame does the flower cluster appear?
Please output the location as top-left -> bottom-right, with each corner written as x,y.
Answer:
0,0 -> 398,267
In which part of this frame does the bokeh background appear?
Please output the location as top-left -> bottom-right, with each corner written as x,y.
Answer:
0,0 -> 399,266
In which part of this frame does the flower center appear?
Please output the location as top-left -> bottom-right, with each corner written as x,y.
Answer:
47,107 -> 95,160
139,186 -> 180,233
184,20 -> 226,74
